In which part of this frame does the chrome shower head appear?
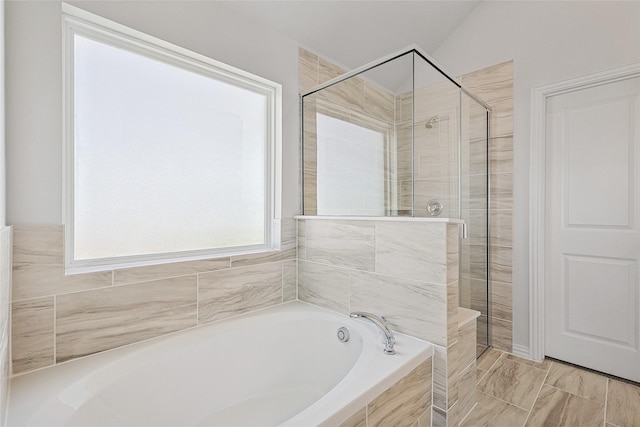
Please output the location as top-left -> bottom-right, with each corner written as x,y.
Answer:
425,116 -> 440,129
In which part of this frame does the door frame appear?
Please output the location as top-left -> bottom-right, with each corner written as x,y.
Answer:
529,63 -> 640,361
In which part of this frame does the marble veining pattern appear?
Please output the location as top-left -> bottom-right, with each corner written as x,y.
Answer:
525,385 -> 604,427
334,358 -> 432,427
477,356 -> 547,410
12,224 -> 63,264
375,221 -> 447,284
491,316 -> 514,352
446,223 -> 460,284
460,390 -> 529,427
490,136 -> 514,175
11,297 -> 55,373
447,282 -> 460,346
367,359 -> 431,426
489,207 -> 513,246
198,262 -> 283,324
606,379 -> 640,427
463,350 -> 640,427
298,47 -> 319,93
338,407 -> 366,427
460,61 -> 514,103
12,222 -> 295,374
56,277 -> 197,363
432,345 -> 448,410
417,407 -> 431,427
297,260 -> 350,315
114,258 -> 230,286
490,281 -> 513,321
459,322 -> 477,370
544,360 -> 607,402
12,262 -> 113,301
303,220 -> 375,271
282,260 -> 297,302
456,362 -> 478,424
350,270 -> 447,345
490,172 -> 514,211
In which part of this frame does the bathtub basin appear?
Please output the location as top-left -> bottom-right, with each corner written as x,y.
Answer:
7,301 -> 432,426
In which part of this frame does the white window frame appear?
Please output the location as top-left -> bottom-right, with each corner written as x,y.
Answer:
62,3 -> 282,274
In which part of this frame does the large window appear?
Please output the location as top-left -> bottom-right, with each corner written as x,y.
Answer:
63,5 -> 281,273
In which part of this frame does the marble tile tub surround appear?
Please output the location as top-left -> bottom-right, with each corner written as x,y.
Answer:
10,221 -> 296,374
338,358 -> 432,427
463,348 -> 640,427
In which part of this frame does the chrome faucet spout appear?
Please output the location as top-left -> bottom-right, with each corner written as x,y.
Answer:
350,312 -> 396,355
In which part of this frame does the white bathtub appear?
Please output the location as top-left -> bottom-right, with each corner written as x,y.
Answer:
7,301 -> 432,426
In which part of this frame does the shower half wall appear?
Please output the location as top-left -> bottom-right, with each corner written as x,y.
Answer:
300,46 -> 492,355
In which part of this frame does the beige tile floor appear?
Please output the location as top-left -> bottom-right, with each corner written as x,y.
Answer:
460,349 -> 640,427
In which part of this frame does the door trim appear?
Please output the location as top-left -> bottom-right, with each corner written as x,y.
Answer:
529,63 -> 640,361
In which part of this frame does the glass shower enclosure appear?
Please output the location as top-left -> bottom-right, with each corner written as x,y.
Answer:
301,46 -> 491,356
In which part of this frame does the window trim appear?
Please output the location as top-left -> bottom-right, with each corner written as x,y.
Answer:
62,3 -> 282,274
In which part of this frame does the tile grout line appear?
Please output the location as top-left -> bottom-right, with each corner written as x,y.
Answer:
477,390 -> 532,413
603,378 -> 609,427
543,382 -> 608,405
53,294 -> 57,367
196,273 -> 200,326
480,349 -> 504,373
476,368 -> 490,384
522,360 -> 553,425
458,401 -> 478,426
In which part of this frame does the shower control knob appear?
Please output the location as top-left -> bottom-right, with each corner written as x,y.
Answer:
427,199 -> 444,216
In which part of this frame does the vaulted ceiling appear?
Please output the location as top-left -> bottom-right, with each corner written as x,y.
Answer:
219,1 -> 481,70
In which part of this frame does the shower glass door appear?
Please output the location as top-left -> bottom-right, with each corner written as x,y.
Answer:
460,92 -> 490,355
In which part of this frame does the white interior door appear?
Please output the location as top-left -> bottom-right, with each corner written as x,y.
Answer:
545,76 -> 640,382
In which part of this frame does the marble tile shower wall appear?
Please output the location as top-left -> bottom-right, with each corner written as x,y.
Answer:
10,221 -> 296,375
460,62 -> 514,352
395,83 -> 461,218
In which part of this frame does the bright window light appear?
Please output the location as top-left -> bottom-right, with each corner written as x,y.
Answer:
316,114 -> 385,216
63,5 -> 281,272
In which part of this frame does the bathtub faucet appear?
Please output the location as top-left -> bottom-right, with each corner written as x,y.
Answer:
349,312 -> 396,355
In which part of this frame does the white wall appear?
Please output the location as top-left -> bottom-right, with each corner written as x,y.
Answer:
432,1 -> 640,351
6,0 -> 301,224
0,0 -> 4,227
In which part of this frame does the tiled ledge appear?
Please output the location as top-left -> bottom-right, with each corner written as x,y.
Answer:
458,307 -> 481,328
295,215 -> 464,224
